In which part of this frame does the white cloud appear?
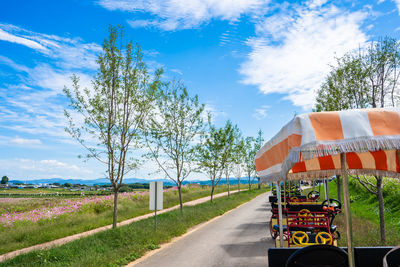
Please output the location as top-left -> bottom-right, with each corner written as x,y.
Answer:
253,105 -> 270,120
0,23 -> 101,70
240,1 -> 368,109
0,28 -> 47,51
0,158 -> 93,180
99,0 -> 269,30
393,0 -> 400,14
204,103 -> 227,121
10,137 -> 42,145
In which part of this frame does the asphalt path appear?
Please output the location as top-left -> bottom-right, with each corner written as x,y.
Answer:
133,192 -> 274,267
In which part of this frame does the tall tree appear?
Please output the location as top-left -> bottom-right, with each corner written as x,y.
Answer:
196,120 -> 234,202
64,25 -> 161,228
242,131 -> 264,190
223,122 -> 240,197
315,36 -> 400,243
145,81 -> 205,213
232,134 -> 245,193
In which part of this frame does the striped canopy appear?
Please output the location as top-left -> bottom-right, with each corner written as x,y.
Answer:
255,108 -> 400,183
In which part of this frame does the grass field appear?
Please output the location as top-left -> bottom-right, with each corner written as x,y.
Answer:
303,177 -> 400,246
0,184 -> 236,254
0,188 -> 266,266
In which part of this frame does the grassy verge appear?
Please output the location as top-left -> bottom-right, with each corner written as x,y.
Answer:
0,184 -> 233,254
1,188 -> 266,266
303,178 -> 400,246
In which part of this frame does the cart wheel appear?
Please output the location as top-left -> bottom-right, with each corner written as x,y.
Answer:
292,231 -> 309,246
316,232 -> 333,245
269,217 -> 278,239
290,196 -> 299,202
333,231 -> 341,240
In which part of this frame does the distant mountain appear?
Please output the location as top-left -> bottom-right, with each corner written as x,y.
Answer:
9,177 -> 259,186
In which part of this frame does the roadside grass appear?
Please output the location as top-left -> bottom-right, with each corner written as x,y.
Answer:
0,184 -> 233,254
303,178 -> 400,246
1,188 -> 266,267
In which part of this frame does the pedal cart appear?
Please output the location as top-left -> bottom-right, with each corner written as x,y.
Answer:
255,108 -> 400,267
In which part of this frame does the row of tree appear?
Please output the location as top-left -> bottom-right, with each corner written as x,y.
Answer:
315,36 -> 400,244
64,25 -> 264,228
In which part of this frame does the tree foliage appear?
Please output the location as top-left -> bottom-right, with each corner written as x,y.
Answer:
315,36 -> 400,111
314,36 -> 400,243
196,120 -> 235,202
64,25 -> 161,228
146,80 -> 205,212
1,176 -> 8,184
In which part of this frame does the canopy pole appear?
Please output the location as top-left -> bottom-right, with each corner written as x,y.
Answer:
324,179 -> 329,201
341,153 -> 355,267
283,181 -> 286,211
276,181 -> 284,248
326,178 -> 330,203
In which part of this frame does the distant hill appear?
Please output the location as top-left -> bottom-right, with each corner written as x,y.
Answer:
9,177 -> 259,186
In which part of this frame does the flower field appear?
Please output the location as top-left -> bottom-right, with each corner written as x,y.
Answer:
0,191 -> 150,227
0,184 -> 230,254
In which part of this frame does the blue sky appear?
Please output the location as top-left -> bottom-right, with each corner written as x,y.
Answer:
0,0 -> 399,181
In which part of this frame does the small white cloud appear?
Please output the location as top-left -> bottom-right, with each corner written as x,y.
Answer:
127,19 -> 156,28
204,103 -> 227,121
0,28 -> 47,51
170,68 -> 183,75
10,137 -> 42,145
393,0 -> 400,14
253,105 -> 270,120
0,23 -> 101,70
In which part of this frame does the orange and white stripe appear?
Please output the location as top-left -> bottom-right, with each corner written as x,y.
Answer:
255,108 -> 400,182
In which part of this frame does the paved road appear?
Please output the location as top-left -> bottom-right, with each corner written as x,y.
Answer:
134,193 -> 274,267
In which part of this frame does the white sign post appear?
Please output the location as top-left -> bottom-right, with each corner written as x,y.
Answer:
150,181 -> 163,229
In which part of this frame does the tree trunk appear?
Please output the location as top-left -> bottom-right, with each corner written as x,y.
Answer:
257,177 -> 261,189
178,183 -> 183,214
238,177 -> 240,193
113,190 -> 118,228
227,177 -> 230,197
248,176 -> 251,190
376,176 -> 386,244
337,175 -> 342,203
211,180 -> 215,203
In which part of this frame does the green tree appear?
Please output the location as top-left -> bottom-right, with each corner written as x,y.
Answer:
243,133 -> 261,190
232,132 -> 245,193
145,81 -> 205,212
223,122 -> 240,197
196,120 -> 235,202
314,36 -> 400,243
64,25 -> 161,228
1,176 -> 8,184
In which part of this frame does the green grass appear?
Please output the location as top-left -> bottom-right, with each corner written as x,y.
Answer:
303,178 -> 400,246
1,188 -> 266,267
0,184 -> 235,254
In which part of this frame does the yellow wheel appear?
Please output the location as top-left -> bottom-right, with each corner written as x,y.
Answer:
315,231 -> 333,245
290,197 -> 299,202
292,231 -> 309,246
